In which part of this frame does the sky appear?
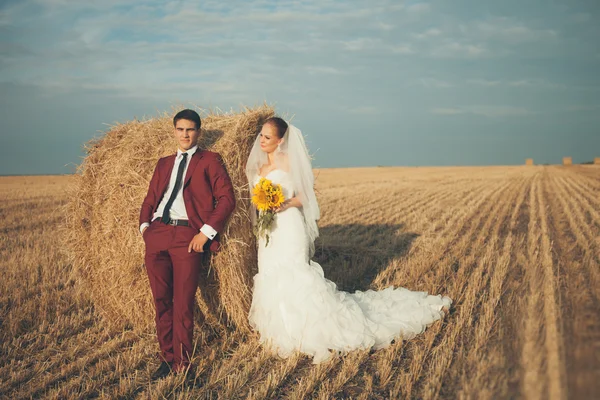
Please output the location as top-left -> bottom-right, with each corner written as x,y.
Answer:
0,0 -> 599,174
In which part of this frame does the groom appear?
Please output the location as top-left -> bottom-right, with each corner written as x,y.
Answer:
139,109 -> 235,380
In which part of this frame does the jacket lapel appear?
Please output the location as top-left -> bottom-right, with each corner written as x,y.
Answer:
184,150 -> 203,187
159,155 -> 176,194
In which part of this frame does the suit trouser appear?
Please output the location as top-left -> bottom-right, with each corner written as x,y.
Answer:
143,220 -> 203,368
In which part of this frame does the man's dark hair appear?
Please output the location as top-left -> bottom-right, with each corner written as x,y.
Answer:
264,117 -> 288,138
173,109 -> 201,129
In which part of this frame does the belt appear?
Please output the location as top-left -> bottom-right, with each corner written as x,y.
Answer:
154,218 -> 189,227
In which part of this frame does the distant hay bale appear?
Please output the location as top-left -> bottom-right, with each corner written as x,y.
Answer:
594,157 -> 600,165
562,157 -> 572,166
525,158 -> 534,166
64,105 -> 275,333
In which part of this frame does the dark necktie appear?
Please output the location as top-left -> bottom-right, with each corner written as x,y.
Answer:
161,152 -> 188,223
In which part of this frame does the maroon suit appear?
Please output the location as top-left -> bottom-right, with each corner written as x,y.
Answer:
140,149 -> 235,369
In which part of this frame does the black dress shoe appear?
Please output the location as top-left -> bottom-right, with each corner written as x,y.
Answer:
151,361 -> 172,380
183,368 -> 199,388
174,365 -> 199,388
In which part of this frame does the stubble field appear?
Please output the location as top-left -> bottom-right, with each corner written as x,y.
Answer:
1,165 -> 598,399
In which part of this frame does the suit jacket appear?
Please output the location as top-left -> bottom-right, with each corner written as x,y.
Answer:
139,149 -> 236,252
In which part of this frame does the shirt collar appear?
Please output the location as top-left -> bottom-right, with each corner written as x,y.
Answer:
177,145 -> 198,159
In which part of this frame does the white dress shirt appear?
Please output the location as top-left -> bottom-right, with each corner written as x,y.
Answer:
140,145 -> 217,240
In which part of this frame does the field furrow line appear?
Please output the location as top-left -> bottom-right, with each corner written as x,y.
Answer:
169,339 -> 268,399
536,171 -> 566,400
557,173 -> 600,239
318,183 -> 452,239
373,173 -> 527,399
325,180 -> 464,229
314,350 -> 371,400
285,357 -> 342,400
550,173 -> 600,299
455,173 -> 531,399
399,176 -> 517,294
0,322 -> 106,394
556,173 -> 600,238
373,177 -> 512,288
245,353 -> 304,400
0,308 -> 97,367
569,166 -> 600,190
9,332 -> 141,400
40,337 -> 152,400
417,173 -> 529,400
544,170 -> 600,400
311,180 -> 500,396
397,181 -> 491,233
520,173 -> 547,400
319,185 -> 430,225
380,185 -> 459,226
380,175 -> 518,399
560,169 -> 600,213
554,173 -> 600,293
129,332 -> 246,400
215,347 -> 273,399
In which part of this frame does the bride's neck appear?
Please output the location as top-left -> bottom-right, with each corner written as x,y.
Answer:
267,152 -> 276,165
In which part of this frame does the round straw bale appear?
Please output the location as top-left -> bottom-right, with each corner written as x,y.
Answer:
63,105 -> 274,333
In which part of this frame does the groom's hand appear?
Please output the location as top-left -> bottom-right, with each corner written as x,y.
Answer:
188,232 -> 209,253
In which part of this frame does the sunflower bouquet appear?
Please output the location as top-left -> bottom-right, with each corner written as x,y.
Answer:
251,177 -> 285,246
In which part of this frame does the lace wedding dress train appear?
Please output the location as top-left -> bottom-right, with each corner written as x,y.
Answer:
248,170 -> 452,363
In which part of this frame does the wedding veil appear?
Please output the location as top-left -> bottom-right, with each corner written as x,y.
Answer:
245,123 -> 320,255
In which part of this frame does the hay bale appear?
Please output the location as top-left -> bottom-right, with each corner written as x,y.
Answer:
525,158 -> 534,166
64,105 -> 274,333
563,157 -> 572,166
594,157 -> 600,165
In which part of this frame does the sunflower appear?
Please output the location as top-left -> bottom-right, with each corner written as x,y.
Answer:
252,187 -> 270,211
259,177 -> 272,191
269,187 -> 285,208
250,178 -> 287,246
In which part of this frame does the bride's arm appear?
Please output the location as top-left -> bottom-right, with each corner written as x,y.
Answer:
274,196 -> 302,213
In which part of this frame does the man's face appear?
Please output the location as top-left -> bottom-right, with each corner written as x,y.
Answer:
174,119 -> 200,151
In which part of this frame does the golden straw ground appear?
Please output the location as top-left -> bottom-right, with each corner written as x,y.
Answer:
3,159 -> 599,398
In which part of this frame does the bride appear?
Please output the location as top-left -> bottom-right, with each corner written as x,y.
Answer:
245,117 -> 452,363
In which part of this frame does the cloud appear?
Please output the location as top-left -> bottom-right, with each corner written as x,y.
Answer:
391,44 -> 413,54
418,78 -> 453,88
467,78 -> 566,90
473,17 -> 558,43
431,42 -> 489,58
406,3 -> 431,14
412,28 -> 442,40
467,79 -> 502,87
431,106 -> 533,117
377,22 -> 395,31
342,38 -> 381,51
431,107 -> 463,115
306,66 -> 342,75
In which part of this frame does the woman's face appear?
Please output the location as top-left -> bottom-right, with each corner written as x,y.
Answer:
259,123 -> 283,154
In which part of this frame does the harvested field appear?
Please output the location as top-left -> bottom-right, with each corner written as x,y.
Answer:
1,165 -> 599,399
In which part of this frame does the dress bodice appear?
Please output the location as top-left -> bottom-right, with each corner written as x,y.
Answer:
254,169 -> 295,200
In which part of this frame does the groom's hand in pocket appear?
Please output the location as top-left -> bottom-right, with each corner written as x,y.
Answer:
188,232 -> 209,253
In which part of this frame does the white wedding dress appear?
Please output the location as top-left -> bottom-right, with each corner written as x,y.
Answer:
248,169 -> 452,363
